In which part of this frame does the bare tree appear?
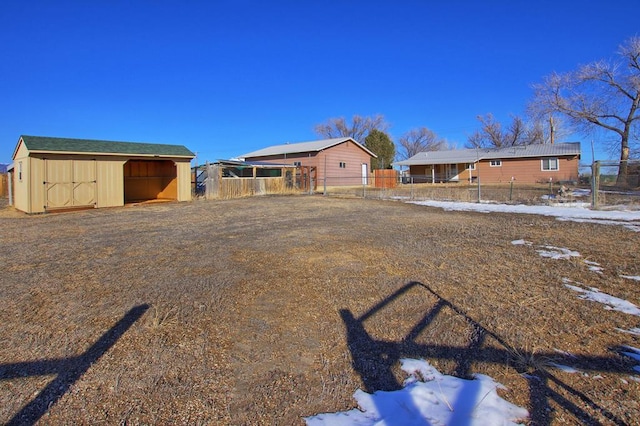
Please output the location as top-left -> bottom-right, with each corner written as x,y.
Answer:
397,127 -> 447,160
530,36 -> 640,185
314,114 -> 389,143
466,114 -> 544,148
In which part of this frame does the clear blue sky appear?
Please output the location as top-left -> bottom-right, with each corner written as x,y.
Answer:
1,0 -> 638,165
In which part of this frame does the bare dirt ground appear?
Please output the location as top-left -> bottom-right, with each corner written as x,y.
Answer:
1,195 -> 639,425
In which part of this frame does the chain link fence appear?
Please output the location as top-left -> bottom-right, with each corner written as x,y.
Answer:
319,164 -> 640,209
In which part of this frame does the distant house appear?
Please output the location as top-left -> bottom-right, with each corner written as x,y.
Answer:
11,135 -> 194,213
239,137 -> 377,187
393,143 -> 581,184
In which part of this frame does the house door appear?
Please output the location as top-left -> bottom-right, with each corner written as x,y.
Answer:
446,164 -> 459,181
44,159 -> 96,209
361,163 -> 368,185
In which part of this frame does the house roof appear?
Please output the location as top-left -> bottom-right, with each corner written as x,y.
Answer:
240,137 -> 377,159
393,142 -> 581,166
14,135 -> 195,159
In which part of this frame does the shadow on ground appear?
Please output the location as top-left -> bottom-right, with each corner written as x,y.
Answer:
0,304 -> 149,426
341,281 -> 632,425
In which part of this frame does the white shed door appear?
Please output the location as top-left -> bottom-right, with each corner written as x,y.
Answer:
45,159 -> 96,209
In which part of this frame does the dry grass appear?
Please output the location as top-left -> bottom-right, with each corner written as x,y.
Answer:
0,195 -> 639,424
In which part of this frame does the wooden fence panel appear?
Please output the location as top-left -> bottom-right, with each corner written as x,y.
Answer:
0,173 -> 8,197
374,169 -> 398,188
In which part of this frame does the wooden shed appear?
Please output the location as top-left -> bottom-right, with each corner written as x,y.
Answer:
11,135 -> 194,213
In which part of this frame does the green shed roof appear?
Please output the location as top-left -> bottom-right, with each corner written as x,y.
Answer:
19,135 -> 195,158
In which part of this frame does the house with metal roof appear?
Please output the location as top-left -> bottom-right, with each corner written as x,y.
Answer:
11,135 -> 194,213
392,142 -> 581,184
239,137 -> 377,187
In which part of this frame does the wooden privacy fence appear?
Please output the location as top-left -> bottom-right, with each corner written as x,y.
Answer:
0,173 -> 8,197
373,169 -> 398,188
201,163 -> 303,199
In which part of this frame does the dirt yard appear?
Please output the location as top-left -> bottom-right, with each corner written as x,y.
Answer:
1,195 -> 639,425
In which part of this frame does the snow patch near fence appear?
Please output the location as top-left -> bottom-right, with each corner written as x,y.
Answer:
305,359 -> 528,426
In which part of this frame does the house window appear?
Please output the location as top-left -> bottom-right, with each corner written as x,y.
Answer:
541,158 -> 559,171
466,163 -> 476,170
339,162 -> 346,168
490,160 -> 502,167
293,161 -> 301,166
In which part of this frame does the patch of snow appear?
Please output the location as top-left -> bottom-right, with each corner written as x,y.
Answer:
305,358 -> 528,426
616,327 -> 640,336
621,275 -> 640,281
619,346 -> 640,374
564,283 -> 640,316
583,260 -> 603,273
553,348 -> 577,358
408,200 -> 640,231
510,239 -> 532,246
536,245 -> 581,260
549,363 -> 580,373
555,217 -> 640,232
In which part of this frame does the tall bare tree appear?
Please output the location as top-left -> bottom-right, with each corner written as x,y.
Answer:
466,114 -> 544,148
530,36 -> 640,185
397,127 -> 447,160
314,114 -> 389,143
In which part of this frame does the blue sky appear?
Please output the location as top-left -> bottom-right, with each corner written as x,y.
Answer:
1,0 -> 638,165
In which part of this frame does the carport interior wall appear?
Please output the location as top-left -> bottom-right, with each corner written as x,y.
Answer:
124,160 -> 178,202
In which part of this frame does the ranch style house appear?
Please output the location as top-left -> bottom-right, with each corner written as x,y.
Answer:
393,142 -> 581,184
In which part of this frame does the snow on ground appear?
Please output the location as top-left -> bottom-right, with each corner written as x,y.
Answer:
621,275 -> 640,281
536,245 -> 581,260
562,279 -> 640,316
308,201 -> 638,424
409,200 -> 640,231
619,346 -> 640,374
617,327 -> 640,336
511,240 -> 605,274
305,359 -> 528,426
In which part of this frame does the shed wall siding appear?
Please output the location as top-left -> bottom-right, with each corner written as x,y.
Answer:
176,162 -> 192,201
30,157 -> 46,213
12,142 -> 31,212
97,161 -> 125,207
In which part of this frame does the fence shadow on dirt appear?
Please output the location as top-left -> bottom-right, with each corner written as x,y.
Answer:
0,304 -> 149,426
341,282 -> 632,425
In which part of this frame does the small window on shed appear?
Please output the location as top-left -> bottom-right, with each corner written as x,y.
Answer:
541,158 -> 559,171
490,160 -> 502,167
18,161 -> 23,181
339,162 -> 347,168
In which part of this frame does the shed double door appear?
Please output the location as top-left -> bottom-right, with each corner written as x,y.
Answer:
44,159 -> 97,209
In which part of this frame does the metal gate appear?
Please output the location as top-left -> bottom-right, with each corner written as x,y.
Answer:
44,159 -> 97,209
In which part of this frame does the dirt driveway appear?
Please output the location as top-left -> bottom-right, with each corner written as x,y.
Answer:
1,195 -> 638,424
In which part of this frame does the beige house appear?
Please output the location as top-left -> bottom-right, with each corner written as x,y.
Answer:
11,135 -> 194,214
393,143 -> 581,184
240,137 -> 377,187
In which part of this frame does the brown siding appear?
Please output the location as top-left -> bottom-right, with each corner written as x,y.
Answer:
408,156 -> 579,184
478,156 -> 579,184
245,141 -> 374,186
